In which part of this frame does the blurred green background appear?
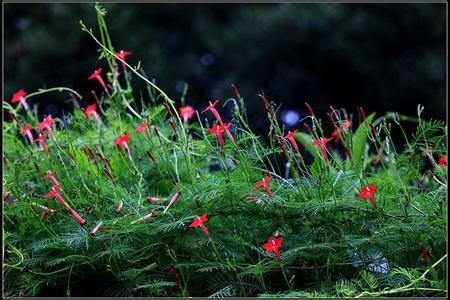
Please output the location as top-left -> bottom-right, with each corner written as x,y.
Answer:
4,3 -> 446,134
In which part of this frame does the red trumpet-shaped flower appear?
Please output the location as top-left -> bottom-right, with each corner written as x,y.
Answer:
189,213 -> 210,240
87,67 -> 108,92
201,100 -> 223,123
358,183 -> 378,208
135,120 -> 151,133
332,120 -> 352,139
45,185 -> 68,208
179,105 -> 196,124
163,190 -> 181,213
114,50 -> 132,71
69,208 -> 87,225
255,176 -> 273,198
90,222 -> 102,236
208,122 -> 234,151
283,130 -> 300,155
146,196 -> 160,203
10,89 -> 29,110
21,124 -> 34,144
44,170 -> 59,186
84,103 -> 101,123
38,116 -> 57,132
438,155 -> 447,167
115,200 -> 124,213
262,236 -> 283,263
131,210 -> 156,224
114,132 -> 132,158
34,132 -> 49,155
312,137 -> 333,163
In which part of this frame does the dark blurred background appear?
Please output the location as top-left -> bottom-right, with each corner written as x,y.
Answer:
4,3 -> 446,136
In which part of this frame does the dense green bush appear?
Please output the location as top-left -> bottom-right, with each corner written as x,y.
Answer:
3,4 -> 447,297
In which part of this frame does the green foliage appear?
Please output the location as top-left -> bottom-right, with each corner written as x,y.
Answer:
3,4 -> 447,298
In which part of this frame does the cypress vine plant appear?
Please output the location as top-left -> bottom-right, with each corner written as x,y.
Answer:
3,4 -> 447,297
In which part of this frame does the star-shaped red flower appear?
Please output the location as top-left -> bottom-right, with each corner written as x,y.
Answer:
262,236 -> 283,262
189,213 -> 210,239
179,105 -> 196,124
358,183 -> 378,208
255,176 -> 273,198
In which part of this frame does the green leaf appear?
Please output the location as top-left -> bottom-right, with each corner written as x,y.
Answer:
295,132 -> 318,158
295,131 -> 322,174
351,112 -> 375,171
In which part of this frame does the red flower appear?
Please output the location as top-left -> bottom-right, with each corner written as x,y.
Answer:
84,103 -> 101,123
44,170 -> 59,186
201,100 -> 223,123
90,222 -> 102,236
146,196 -> 160,203
38,116 -> 57,132
312,137 -> 333,163
208,122 -> 234,151
438,155 -> 447,167
135,120 -> 151,133
189,213 -> 210,239
131,210 -> 157,224
88,67 -> 108,93
21,124 -> 34,144
332,120 -> 352,139
255,176 -> 273,198
45,185 -> 67,207
68,208 -> 87,225
163,190 -> 181,213
10,89 -> 29,110
114,132 -> 132,158
115,200 -> 124,213
283,130 -> 300,155
115,50 -> 132,71
34,132 -> 49,155
419,244 -> 430,264
262,236 -> 283,263
179,105 -> 196,124
358,183 -> 378,208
